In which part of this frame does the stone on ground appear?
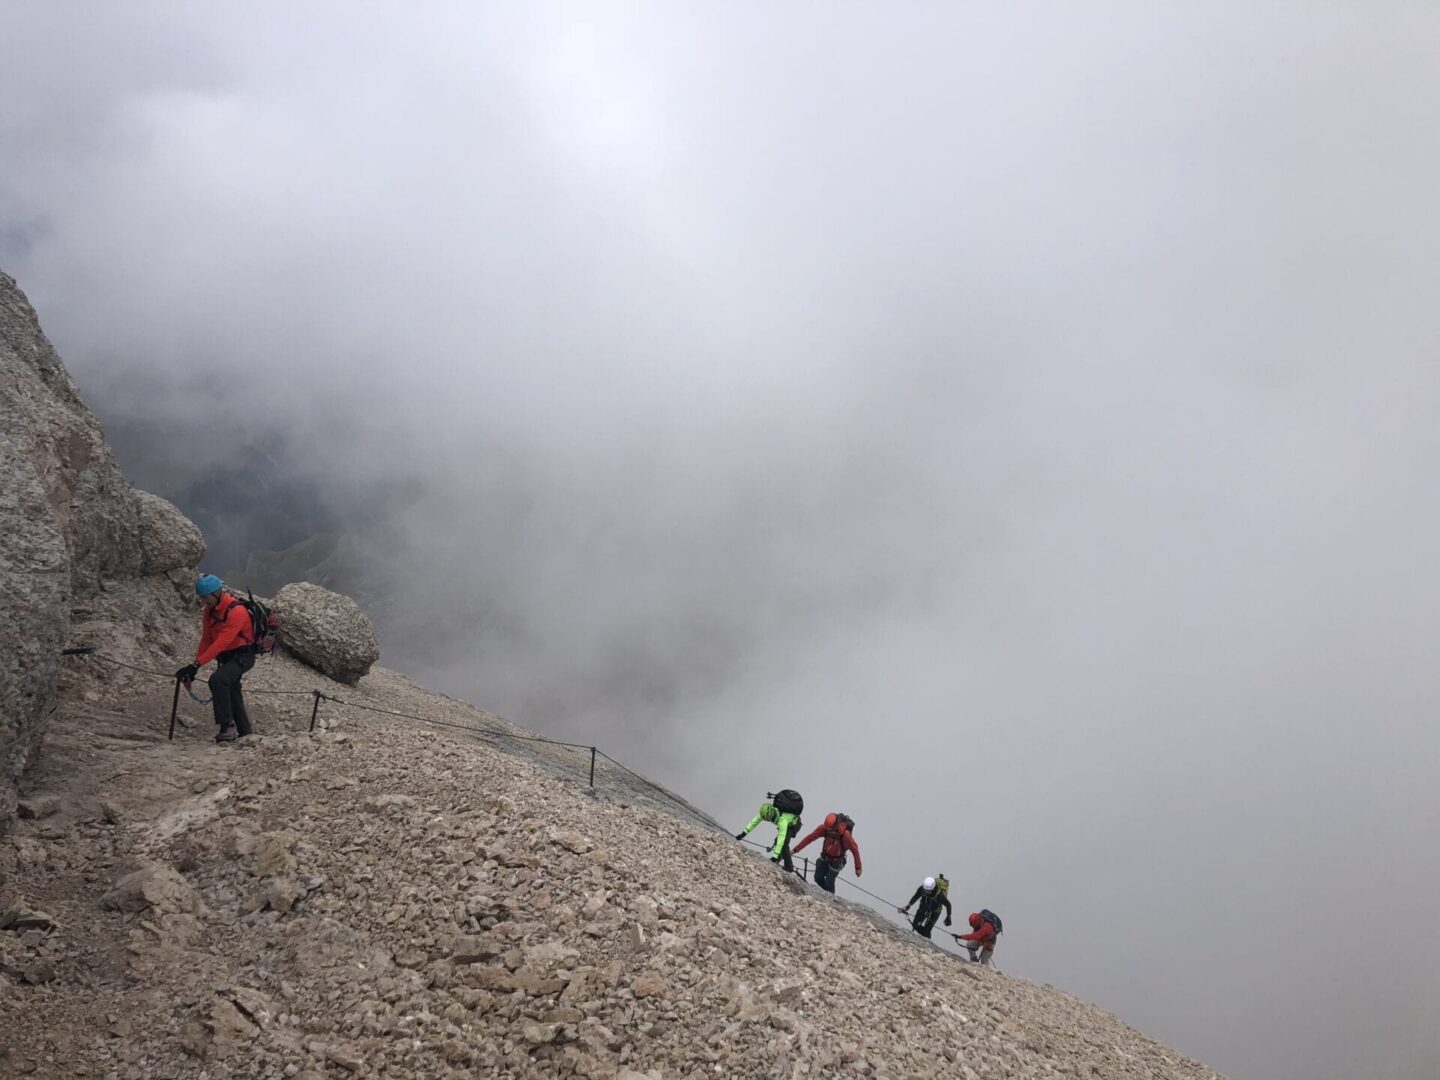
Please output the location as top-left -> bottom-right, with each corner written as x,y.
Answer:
134,490 -> 206,575
273,582 -> 380,685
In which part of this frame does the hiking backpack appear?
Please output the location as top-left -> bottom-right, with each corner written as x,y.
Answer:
238,591 -> 280,655
770,789 -> 804,816
979,908 -> 1003,934
933,874 -> 950,899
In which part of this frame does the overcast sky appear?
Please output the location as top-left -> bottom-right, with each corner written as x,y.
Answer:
5,5 -> 1440,1078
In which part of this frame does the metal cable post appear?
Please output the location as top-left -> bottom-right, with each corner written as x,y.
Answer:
167,678 -> 181,741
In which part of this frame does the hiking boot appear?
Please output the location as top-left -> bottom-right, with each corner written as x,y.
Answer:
216,726 -> 238,743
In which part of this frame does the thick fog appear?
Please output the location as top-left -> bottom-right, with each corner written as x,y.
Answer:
4,5 -> 1439,1077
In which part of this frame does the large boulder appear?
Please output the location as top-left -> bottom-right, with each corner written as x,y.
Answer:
0,271 -> 149,820
134,489 -> 206,575
274,582 -> 380,685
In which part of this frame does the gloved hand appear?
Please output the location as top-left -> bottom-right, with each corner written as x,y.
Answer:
944,918 -> 952,926
735,832 -> 747,841
897,907 -> 908,916
855,867 -> 863,878
176,664 -> 199,684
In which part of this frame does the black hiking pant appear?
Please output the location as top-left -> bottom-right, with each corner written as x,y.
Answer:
912,904 -> 948,938
774,819 -> 799,872
915,899 -> 946,936
210,650 -> 255,736
814,856 -> 842,893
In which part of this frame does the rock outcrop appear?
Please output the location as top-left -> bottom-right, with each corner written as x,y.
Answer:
0,273 -> 145,588
0,425 -> 68,822
135,489 -> 206,576
274,581 -> 380,685
0,271 -> 204,822
1,272 -> 132,819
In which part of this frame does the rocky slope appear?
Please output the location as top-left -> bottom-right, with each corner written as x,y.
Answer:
2,649 -> 1223,1079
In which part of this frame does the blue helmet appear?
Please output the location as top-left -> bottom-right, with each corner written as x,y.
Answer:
195,574 -> 224,597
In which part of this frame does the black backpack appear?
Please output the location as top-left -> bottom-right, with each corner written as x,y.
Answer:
769,789 -> 804,816
979,908 -> 1003,934
238,591 -> 280,655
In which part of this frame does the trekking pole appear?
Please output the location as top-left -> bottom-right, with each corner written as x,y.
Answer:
589,746 -> 596,788
168,677 -> 181,741
309,690 -> 323,732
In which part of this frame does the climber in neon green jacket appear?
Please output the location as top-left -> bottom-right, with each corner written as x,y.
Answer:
735,790 -> 803,872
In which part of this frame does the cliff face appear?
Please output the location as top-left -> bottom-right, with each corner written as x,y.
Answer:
0,274 -> 146,584
0,272 -> 200,820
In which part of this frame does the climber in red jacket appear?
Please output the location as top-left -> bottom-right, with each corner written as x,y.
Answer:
793,812 -> 862,893
954,911 -> 1000,965
175,575 -> 256,742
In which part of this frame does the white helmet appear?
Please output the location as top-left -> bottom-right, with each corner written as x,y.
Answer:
923,876 -> 936,892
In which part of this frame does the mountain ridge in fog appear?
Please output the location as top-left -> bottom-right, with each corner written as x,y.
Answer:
6,7 -> 1440,1077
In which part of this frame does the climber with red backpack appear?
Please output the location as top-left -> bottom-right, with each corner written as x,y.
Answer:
952,909 -> 1002,965
175,575 -> 273,743
793,812 -> 862,893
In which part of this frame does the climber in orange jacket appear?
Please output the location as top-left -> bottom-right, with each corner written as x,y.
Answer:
793,812 -> 862,893
175,575 -> 256,742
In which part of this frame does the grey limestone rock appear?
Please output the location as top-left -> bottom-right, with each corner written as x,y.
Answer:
101,860 -> 200,915
0,436 -> 67,821
274,582 -> 380,685
134,489 -> 206,575
0,271 -> 205,824
0,272 -> 144,587
0,270 -> 146,821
